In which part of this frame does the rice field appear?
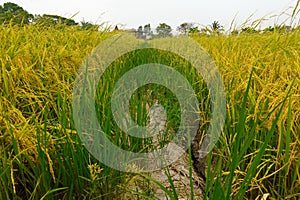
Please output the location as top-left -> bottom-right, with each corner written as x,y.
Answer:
0,20 -> 299,200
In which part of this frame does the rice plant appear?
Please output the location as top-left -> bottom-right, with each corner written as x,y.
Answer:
0,16 -> 299,200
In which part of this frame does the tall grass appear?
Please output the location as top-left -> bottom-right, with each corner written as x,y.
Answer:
0,19 -> 299,200
0,23 -> 125,199
192,30 -> 300,199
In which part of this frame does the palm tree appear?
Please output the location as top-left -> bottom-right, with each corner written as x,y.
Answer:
209,21 -> 224,35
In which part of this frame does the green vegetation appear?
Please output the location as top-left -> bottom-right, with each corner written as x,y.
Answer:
0,1 -> 300,200
192,31 -> 300,199
0,2 -> 101,30
156,23 -> 173,38
0,2 -> 33,25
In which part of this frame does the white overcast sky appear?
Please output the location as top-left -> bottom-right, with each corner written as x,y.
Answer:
2,0 -> 299,30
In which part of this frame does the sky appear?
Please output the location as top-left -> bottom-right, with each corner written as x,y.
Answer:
3,0 -> 299,31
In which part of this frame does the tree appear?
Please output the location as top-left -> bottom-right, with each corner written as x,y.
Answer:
230,29 -> 239,35
0,2 -> 33,25
156,23 -> 172,38
34,14 -> 78,26
136,25 -> 144,39
135,24 -> 153,40
177,23 -> 193,35
144,24 -> 153,40
80,20 -> 99,31
263,25 -> 292,34
209,21 -> 224,35
241,27 -> 259,34
189,26 -> 200,34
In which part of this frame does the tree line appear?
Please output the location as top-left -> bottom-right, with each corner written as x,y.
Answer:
0,2 -> 100,30
1,2 -> 298,35
135,20 -> 296,40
